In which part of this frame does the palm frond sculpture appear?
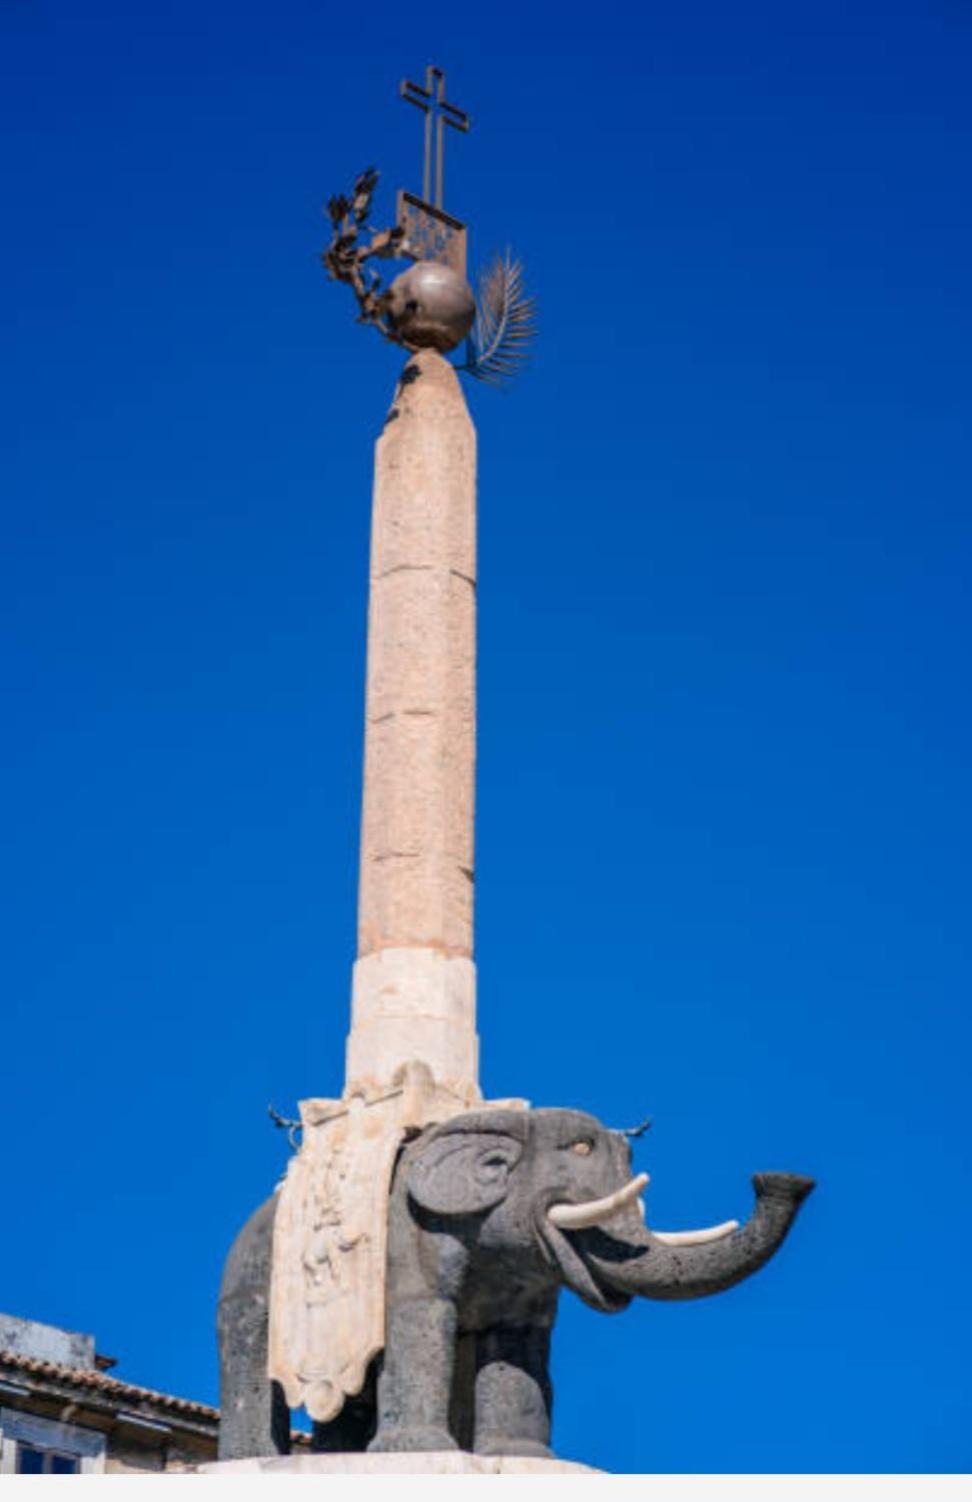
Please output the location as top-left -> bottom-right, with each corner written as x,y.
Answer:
461,252 -> 537,388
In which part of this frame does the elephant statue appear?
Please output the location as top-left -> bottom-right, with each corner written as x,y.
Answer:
218,1105 -> 813,1459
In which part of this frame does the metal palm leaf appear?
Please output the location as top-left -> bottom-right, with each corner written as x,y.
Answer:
460,252 -> 537,388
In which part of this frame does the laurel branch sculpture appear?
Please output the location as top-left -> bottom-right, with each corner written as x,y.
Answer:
322,168 -> 536,388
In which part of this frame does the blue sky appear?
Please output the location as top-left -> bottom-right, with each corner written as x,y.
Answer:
3,0 -> 970,1473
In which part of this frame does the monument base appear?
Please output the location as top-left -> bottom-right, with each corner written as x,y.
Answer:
197,1452 -> 599,1475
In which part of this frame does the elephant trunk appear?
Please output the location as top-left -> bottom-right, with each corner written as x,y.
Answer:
579,1172 -> 814,1303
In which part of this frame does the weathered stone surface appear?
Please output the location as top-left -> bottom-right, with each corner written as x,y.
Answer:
225,1094 -> 812,1462
356,350 -> 476,965
370,1110 -> 813,1458
217,1194 -> 290,1460
0,1315 -> 95,1371
267,1063 -> 524,1433
345,948 -> 478,1098
343,348 -> 480,1101
232,356 -> 492,1457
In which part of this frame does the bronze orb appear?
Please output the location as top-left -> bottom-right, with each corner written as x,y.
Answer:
384,262 -> 476,353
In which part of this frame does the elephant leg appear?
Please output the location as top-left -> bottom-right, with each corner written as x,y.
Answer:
369,1298 -> 459,1452
473,1324 -> 553,1458
448,1333 -> 477,1453
217,1193 -> 291,1459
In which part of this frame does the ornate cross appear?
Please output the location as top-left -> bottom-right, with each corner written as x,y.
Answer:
400,66 -> 470,211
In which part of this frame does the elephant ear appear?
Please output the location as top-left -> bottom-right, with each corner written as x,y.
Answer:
407,1110 -> 529,1217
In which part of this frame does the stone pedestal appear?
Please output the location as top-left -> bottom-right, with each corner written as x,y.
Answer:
197,1452 -> 599,1475
346,947 -> 477,1103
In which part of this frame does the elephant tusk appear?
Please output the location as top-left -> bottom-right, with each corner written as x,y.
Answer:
650,1219 -> 739,1246
548,1173 -> 650,1230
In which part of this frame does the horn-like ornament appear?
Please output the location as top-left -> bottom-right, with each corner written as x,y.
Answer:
650,1219 -> 739,1246
548,1173 -> 650,1231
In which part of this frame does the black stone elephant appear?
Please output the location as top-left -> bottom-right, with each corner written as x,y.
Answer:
218,1105 -> 813,1459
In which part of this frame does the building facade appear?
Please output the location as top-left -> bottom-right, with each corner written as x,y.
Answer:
0,1314 -> 217,1473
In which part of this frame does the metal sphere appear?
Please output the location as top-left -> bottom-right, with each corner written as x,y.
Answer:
385,261 -> 476,354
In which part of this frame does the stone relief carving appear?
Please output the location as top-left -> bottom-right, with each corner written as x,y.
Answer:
268,1062 -> 525,1424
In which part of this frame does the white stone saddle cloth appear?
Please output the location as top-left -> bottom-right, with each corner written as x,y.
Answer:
268,1064 -> 524,1423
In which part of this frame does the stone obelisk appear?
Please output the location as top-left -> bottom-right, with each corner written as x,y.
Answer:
345,349 -> 480,1103
250,76 -> 536,1445
265,352 -> 499,1429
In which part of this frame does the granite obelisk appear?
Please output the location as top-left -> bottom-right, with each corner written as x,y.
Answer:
346,349 -> 479,1102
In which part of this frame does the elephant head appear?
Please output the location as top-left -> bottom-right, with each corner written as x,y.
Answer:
403,1107 -> 814,1316
366,1106 -> 814,1456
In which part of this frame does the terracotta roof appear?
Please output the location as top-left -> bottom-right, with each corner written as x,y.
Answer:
0,1347 -> 218,1422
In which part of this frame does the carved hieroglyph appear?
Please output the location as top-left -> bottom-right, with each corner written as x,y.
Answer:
269,1063 -> 525,1423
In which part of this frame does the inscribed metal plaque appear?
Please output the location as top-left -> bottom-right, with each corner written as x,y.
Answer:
396,191 -> 467,275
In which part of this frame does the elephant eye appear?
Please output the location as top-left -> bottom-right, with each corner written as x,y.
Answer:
570,1140 -> 593,1157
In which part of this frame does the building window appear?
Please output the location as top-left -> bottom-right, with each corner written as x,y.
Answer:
17,1445 -> 81,1474
0,1410 -> 105,1475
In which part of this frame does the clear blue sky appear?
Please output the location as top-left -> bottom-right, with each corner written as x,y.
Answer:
3,0 -> 970,1474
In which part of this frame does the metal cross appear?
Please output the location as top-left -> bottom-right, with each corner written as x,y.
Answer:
400,65 -> 470,211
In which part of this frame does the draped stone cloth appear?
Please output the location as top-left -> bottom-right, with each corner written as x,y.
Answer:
268,1063 -> 524,1423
